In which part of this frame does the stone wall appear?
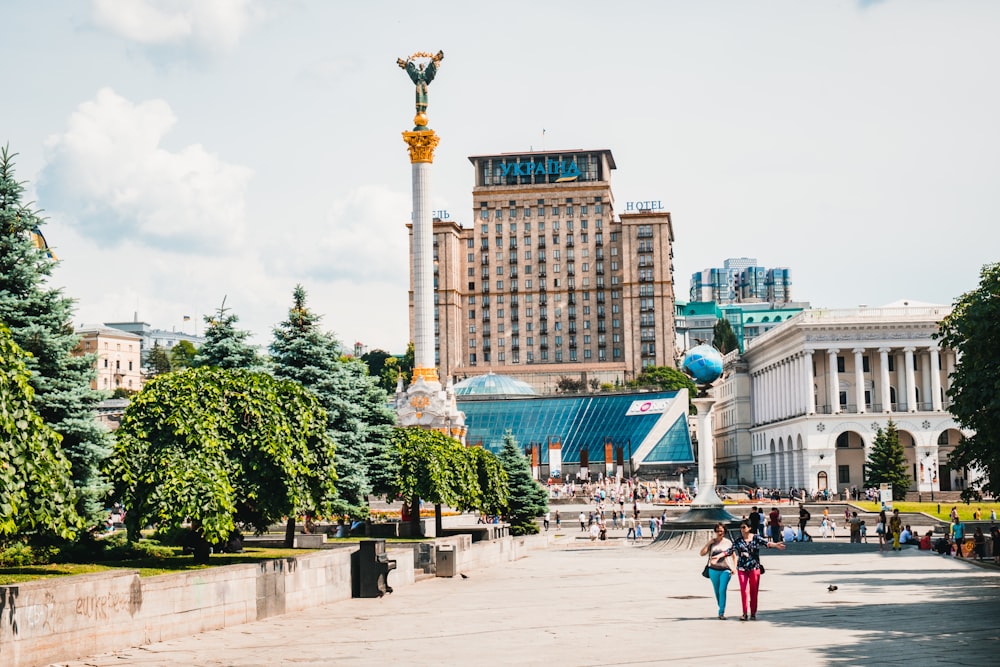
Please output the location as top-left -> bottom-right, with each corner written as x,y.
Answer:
0,534 -> 547,667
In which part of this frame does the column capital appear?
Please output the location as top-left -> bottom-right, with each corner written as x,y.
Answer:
803,348 -> 815,357
852,347 -> 866,355
903,346 -> 916,353
827,348 -> 840,356
402,129 -> 440,163
878,347 -> 892,354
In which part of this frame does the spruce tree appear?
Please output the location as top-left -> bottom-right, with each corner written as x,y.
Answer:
193,298 -> 262,370
864,420 -> 910,501
0,146 -> 111,525
269,285 -> 396,519
498,431 -> 549,535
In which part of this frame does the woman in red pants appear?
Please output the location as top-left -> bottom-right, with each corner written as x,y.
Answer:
726,521 -> 786,620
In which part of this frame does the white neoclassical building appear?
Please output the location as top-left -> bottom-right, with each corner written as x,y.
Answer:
712,300 -> 974,496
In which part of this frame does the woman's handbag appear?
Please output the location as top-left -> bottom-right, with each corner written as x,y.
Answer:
702,549 -> 712,578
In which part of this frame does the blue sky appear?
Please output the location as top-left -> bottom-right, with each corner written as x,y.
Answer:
2,0 -> 998,353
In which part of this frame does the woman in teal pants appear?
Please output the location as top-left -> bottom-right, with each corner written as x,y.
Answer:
701,523 -> 735,619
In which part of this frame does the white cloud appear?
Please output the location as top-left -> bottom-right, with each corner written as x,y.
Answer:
40,87 -> 253,254
90,0 -> 264,53
266,185 -> 410,284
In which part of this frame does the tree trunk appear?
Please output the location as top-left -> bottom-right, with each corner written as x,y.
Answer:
409,497 -> 423,537
192,530 -> 212,565
283,516 -> 296,548
435,503 -> 443,537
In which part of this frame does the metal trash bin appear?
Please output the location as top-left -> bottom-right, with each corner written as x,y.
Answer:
352,539 -> 396,598
436,544 -> 456,577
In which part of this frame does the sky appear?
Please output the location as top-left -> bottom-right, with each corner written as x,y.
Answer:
2,0 -> 998,354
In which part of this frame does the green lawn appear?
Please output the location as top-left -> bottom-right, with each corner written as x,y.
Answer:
0,546 -> 314,585
851,501 -> 1000,521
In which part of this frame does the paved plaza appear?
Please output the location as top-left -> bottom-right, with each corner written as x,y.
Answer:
54,531 -> 1000,667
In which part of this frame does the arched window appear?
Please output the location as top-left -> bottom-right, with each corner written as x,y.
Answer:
937,431 -> 950,446
836,432 -> 850,448
746,317 -> 755,323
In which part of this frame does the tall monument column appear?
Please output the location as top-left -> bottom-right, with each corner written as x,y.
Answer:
394,51 -> 466,442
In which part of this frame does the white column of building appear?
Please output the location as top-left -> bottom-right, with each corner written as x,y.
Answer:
920,349 -> 933,412
804,350 -> 816,414
930,346 -> 943,411
853,348 -> 866,413
895,350 -> 907,411
779,359 -> 788,420
904,346 -> 917,412
945,351 -> 956,410
777,362 -> 784,420
766,365 -> 775,423
827,349 -> 840,414
763,366 -> 772,423
879,347 -> 892,412
791,354 -> 802,416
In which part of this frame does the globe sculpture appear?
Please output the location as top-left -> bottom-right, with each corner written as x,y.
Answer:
681,344 -> 724,391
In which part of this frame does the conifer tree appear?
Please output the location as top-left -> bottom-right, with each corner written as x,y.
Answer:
193,297 -> 262,370
498,431 -> 548,535
864,419 -> 910,500
0,146 -> 111,524
269,285 -> 396,519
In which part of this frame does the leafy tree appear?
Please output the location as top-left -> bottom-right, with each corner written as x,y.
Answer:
169,340 -> 197,370
630,365 -> 698,412
0,323 -> 83,542
935,262 -> 1000,499
498,432 -> 548,535
712,318 -> 739,354
269,285 -> 395,524
386,427 -> 479,536
0,146 -> 111,524
193,298 -> 261,370
556,376 -> 586,393
361,348 -> 394,389
109,367 -> 336,562
864,420 -> 910,500
468,446 -> 509,517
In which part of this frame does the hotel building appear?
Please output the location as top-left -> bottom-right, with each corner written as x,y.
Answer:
416,149 -> 678,393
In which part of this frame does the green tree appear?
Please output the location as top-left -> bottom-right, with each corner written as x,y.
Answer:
143,342 -> 172,377
109,367 -> 336,562
864,420 -> 910,500
361,348 -> 394,390
712,318 -> 739,354
193,298 -> 261,370
0,323 -> 83,542
385,427 -> 479,536
936,261 -> 1000,499
269,285 -> 395,524
630,365 -> 698,412
0,146 -> 111,524
169,340 -> 197,370
468,446 -> 509,517
498,432 -> 548,535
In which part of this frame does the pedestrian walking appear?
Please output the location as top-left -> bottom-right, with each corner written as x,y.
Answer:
726,522 -> 786,621
579,511 -> 586,532
543,512 -> 550,531
797,504 -> 812,542
876,510 -> 887,552
950,516 -> 966,557
768,507 -> 782,543
849,511 -> 862,543
701,523 -> 735,620
554,509 -> 561,529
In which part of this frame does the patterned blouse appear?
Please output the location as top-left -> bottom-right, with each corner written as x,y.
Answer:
726,534 -> 770,571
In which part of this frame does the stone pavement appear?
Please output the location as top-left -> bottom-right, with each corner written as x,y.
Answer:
53,534 -> 1000,667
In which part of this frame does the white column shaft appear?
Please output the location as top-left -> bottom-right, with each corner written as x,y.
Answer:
853,348 -> 866,413
879,347 -> 892,412
904,347 -> 917,412
411,162 -> 435,372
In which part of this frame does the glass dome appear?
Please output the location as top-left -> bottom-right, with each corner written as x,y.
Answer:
453,372 -> 537,397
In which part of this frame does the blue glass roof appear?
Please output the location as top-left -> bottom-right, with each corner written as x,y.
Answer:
453,372 -> 537,397
459,391 -> 693,464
